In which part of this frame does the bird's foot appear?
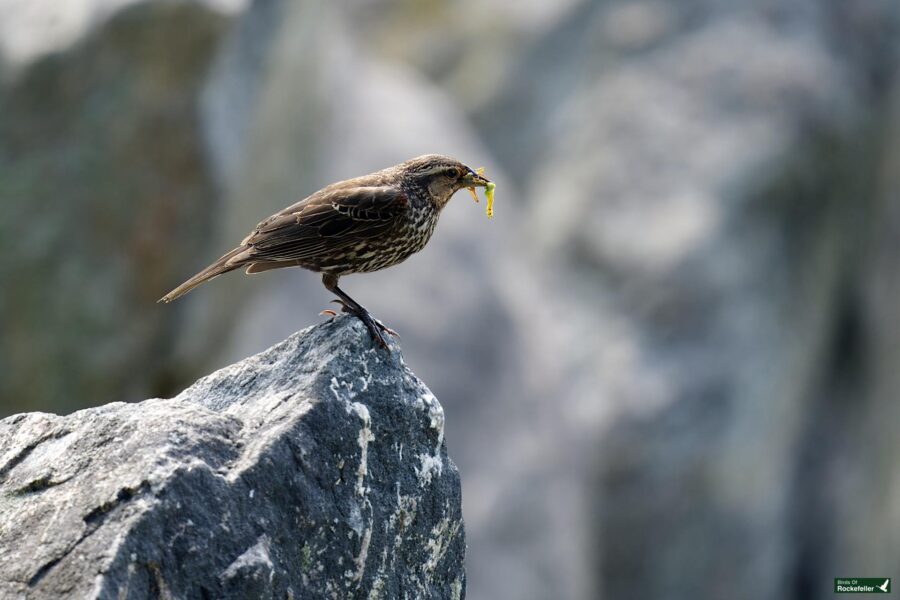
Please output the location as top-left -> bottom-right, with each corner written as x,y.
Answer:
376,321 -> 400,339
327,300 -> 399,348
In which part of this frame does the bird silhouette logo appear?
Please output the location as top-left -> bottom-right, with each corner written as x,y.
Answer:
877,579 -> 890,593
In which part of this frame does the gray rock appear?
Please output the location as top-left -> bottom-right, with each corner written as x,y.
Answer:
0,0 -> 246,70
0,316 -> 465,600
498,2 -> 900,599
0,2 -> 229,416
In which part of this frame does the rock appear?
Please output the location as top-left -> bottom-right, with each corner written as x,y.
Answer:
0,2 -> 229,416
489,1 -> 900,599
0,0 -> 246,70
0,316 -> 465,600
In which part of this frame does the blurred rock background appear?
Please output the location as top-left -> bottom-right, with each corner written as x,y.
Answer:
1,0 -> 898,598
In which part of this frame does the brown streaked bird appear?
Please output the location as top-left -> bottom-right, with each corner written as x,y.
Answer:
159,155 -> 492,348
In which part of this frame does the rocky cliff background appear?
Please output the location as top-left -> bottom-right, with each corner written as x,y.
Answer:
1,1 -> 899,598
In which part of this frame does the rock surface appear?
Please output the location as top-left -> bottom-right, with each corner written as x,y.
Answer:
0,316 -> 465,600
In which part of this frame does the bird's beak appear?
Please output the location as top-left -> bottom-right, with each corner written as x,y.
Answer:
462,167 -> 491,202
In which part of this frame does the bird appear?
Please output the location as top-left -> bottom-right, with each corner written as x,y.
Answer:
159,154 -> 492,348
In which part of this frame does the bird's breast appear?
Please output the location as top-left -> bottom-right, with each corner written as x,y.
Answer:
318,206 -> 439,275
369,206 -> 439,269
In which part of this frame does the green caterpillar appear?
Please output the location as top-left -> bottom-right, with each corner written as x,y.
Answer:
484,182 -> 495,219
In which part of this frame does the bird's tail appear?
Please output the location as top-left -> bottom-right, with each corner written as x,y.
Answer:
158,246 -> 247,303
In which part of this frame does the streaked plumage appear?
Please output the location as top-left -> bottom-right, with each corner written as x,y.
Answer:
159,154 -> 491,348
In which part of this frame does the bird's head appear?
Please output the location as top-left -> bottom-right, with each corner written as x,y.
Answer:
400,154 -> 491,209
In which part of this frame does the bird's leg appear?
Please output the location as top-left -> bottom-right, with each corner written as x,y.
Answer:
322,274 -> 396,348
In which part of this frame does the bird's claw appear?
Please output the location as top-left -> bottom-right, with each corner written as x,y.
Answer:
360,315 -> 390,349
327,298 -> 399,348
375,320 -> 400,339
330,299 -> 354,314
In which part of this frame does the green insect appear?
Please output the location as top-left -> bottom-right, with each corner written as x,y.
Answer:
467,167 -> 496,219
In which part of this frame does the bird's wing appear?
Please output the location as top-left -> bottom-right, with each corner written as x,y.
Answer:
240,186 -> 409,262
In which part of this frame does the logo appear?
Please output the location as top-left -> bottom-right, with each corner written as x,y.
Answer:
835,578 -> 891,593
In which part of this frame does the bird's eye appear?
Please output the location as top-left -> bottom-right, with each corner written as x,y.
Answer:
450,167 -> 464,180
